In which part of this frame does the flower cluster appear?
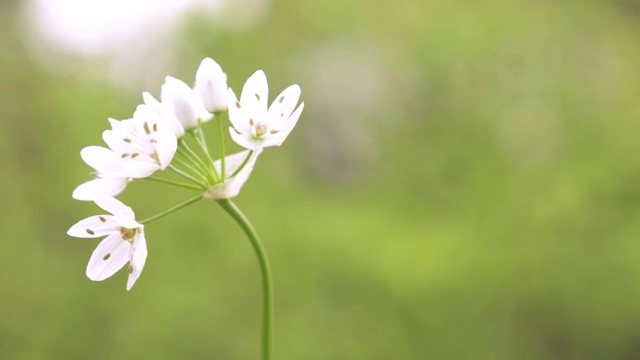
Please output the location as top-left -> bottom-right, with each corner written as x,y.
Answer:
67,58 -> 304,290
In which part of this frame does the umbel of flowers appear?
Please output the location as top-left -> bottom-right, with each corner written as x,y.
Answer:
67,58 -> 303,360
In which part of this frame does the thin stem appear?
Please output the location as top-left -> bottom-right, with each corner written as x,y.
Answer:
217,199 -> 273,360
168,164 -> 208,188
145,176 -> 206,191
217,114 -> 227,179
172,155 -> 210,184
139,194 -> 203,224
229,150 -> 254,179
179,139 -> 217,183
191,128 -> 220,181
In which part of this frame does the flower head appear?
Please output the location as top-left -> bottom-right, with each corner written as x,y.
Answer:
228,70 -> 304,152
194,58 -> 228,113
80,106 -> 177,181
67,197 -> 148,290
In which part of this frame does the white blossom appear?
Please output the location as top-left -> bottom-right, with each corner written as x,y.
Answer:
80,106 -> 178,180
194,58 -> 228,113
228,70 -> 304,152
67,197 -> 148,290
161,76 -> 213,133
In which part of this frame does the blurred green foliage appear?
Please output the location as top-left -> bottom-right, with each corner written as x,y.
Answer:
2,0 -> 640,359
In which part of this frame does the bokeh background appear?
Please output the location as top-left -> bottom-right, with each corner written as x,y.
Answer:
2,0 -> 640,358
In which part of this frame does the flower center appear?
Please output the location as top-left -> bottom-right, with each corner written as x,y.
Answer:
119,227 -> 137,242
254,123 -> 268,137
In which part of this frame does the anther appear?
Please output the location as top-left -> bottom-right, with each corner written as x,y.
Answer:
99,216 -> 107,223
250,119 -> 255,126
121,153 -> 129,158
153,123 -> 158,132
143,122 -> 151,135
150,139 -> 157,143
236,101 -> 241,108
131,153 -> 140,159
270,130 -> 279,134
123,138 -> 132,143
279,96 -> 284,103
255,93 -> 260,101
128,263 -> 134,274
86,229 -> 95,235
103,253 -> 111,260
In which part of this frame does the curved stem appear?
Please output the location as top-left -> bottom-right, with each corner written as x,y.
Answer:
139,194 -> 203,225
145,176 -> 206,191
217,199 -> 273,360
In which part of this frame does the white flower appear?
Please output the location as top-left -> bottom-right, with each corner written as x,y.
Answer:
228,70 -> 304,152
72,176 -> 129,201
67,197 -> 148,290
81,106 -> 178,180
161,76 -> 213,133
203,150 -> 259,199
142,91 -> 186,138
194,58 -> 228,113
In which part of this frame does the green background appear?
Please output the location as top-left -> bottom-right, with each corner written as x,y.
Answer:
2,0 -> 640,358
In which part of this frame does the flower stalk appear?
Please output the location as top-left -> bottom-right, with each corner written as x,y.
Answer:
217,199 -> 273,360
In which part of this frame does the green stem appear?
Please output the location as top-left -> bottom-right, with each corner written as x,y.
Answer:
229,150 -> 254,179
145,176 -> 206,191
217,114 -> 227,179
191,128 -> 220,181
173,155 -> 210,184
179,139 -> 217,183
139,194 -> 203,224
168,164 -> 208,188
217,199 -> 273,360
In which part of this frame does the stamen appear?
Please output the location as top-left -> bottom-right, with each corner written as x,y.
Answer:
279,96 -> 285,103
86,229 -> 95,235
131,153 -> 140,159
121,153 -> 129,158
236,101 -> 241,108
99,216 -> 107,223
143,122 -> 151,135
128,263 -> 134,274
103,253 -> 111,260
153,123 -> 158,132
250,119 -> 255,126
255,93 -> 260,101
270,130 -> 279,134
123,138 -> 132,143
150,139 -> 157,143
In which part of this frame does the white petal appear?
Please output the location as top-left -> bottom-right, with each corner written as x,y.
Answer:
240,70 -> 268,122
126,229 -> 148,291
227,88 -> 251,133
86,233 -> 130,281
162,76 -> 212,131
262,102 -> 304,147
195,58 -> 228,113
122,160 -> 161,178
152,118 -> 178,169
67,215 -> 118,238
266,84 -> 301,128
72,177 -> 128,201
80,146 -> 126,176
93,197 -> 140,229
229,127 -> 261,151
